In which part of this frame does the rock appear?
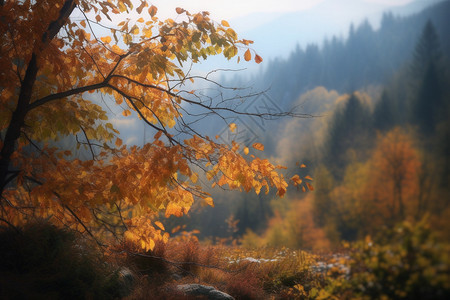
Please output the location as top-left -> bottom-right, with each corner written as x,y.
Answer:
116,267 -> 135,298
176,284 -> 234,300
208,289 -> 235,300
172,273 -> 183,281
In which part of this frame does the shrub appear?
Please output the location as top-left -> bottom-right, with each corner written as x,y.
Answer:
225,265 -> 266,300
0,221 -> 124,299
122,238 -> 169,276
316,218 -> 450,299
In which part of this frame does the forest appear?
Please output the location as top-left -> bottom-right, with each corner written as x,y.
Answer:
0,0 -> 449,299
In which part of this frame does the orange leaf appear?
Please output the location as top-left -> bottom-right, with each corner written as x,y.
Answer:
291,174 -> 302,186
176,7 -> 184,14
190,173 -> 198,183
255,54 -> 263,64
154,131 -> 163,140
148,5 -> 157,17
252,143 -> 264,151
154,221 -> 165,231
244,49 -> 251,61
80,20 -> 86,28
304,175 -> 313,181
162,232 -> 170,243
244,147 -> 249,155
229,123 -> 236,133
122,109 -> 131,117
204,197 -> 214,207
221,20 -> 230,27
115,138 -> 123,147
100,36 -> 111,44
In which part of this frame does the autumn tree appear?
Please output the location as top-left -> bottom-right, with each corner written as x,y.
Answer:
0,0 -> 303,250
365,128 -> 421,224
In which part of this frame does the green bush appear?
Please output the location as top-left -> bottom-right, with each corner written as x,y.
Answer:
315,218 -> 450,299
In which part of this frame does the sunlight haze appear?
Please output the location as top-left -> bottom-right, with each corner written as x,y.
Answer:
156,0 -> 415,20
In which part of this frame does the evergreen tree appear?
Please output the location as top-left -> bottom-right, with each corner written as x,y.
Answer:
324,93 -> 372,178
411,20 -> 442,78
413,62 -> 444,135
373,90 -> 396,132
409,20 -> 446,135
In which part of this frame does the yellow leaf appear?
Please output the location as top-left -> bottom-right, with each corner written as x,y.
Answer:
191,173 -> 198,183
221,20 -> 230,27
291,174 -> 302,185
130,25 -> 139,35
255,54 -> 263,64
122,109 -> 131,117
137,17 -> 144,23
252,143 -> 264,151
204,197 -> 214,207
244,49 -> 251,61
112,44 -> 125,55
100,36 -> 111,44
148,239 -> 155,251
154,221 -> 165,231
226,28 -> 237,40
163,232 -> 170,243
229,123 -> 236,133
244,147 -> 249,155
167,119 -> 176,128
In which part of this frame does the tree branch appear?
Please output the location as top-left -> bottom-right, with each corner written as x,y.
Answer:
27,81 -> 108,111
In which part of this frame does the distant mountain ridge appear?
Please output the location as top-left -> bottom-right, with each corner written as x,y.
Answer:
232,0 -> 444,61
222,0 -> 450,109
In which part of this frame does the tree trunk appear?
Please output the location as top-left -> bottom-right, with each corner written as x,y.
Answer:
0,54 -> 38,195
0,0 -> 76,198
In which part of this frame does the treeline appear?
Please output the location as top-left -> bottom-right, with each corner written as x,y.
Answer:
240,18 -> 450,249
220,1 -> 449,107
168,1 -> 450,245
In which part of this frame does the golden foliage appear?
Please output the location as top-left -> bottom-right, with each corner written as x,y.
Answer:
0,0 -> 283,249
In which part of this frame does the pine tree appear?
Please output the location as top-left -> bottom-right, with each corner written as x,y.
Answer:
373,90 -> 395,132
410,20 -> 445,135
411,20 -> 442,78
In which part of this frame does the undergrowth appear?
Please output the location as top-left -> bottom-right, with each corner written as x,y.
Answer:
1,219 -> 448,299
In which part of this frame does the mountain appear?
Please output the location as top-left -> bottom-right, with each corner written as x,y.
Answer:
229,0 -> 444,62
221,0 -> 450,108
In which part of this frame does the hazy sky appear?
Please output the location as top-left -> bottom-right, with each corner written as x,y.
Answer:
155,0 -> 415,20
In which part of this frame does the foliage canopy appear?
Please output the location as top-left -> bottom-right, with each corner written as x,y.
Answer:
0,0 -> 302,249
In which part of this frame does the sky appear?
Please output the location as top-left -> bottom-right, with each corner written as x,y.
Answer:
155,0 -> 415,21
109,0 -> 428,144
